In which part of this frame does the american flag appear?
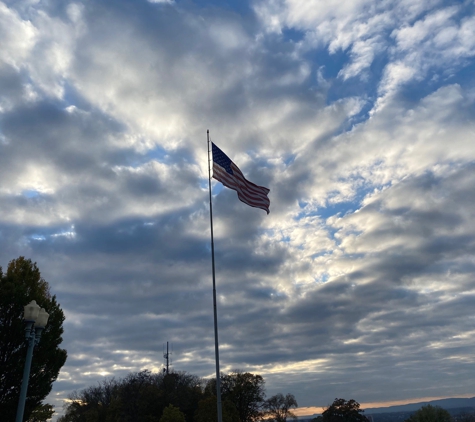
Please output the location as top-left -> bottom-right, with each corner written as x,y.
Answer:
212,142 -> 270,214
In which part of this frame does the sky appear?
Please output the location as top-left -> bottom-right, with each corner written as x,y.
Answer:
1,0 -> 475,419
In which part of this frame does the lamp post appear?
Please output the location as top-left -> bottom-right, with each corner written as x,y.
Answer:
15,300 -> 49,422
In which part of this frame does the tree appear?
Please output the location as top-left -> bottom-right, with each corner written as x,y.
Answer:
59,370 -> 205,422
0,257 -> 67,421
263,393 -> 298,422
58,378 -> 120,422
59,369 -> 270,422
27,403 -> 55,422
219,371 -> 266,422
456,414 -> 475,422
322,398 -> 369,422
405,405 -> 452,422
109,370 -> 161,422
157,371 -> 204,421
160,404 -> 186,422
194,396 -> 240,422
456,413 -> 475,422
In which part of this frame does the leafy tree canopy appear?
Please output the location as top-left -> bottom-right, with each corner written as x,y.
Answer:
60,369 -> 272,422
59,370 -> 204,422
405,405 -> 452,422
160,404 -> 186,422
264,393 -> 298,422
220,371 -> 266,422
322,398 -> 369,422
0,257 -> 67,421
195,396 -> 240,422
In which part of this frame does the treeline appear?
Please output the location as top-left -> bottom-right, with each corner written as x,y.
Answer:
58,370 -> 298,422
57,368 -> 465,422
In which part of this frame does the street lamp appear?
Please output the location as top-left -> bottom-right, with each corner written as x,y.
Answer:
15,300 -> 49,422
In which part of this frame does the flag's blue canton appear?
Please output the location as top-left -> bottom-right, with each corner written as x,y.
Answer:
212,143 -> 233,175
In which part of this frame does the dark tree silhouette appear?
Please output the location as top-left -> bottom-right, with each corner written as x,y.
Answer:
321,398 -> 369,422
194,396 -> 240,422
264,393 -> 298,422
405,405 -> 452,422
59,369 -> 292,422
205,371 -> 266,422
27,403 -> 55,421
0,257 -> 67,421
59,378 -> 120,422
59,370 -> 204,422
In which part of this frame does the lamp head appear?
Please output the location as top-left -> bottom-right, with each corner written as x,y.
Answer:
24,300 -> 40,322
35,308 -> 49,328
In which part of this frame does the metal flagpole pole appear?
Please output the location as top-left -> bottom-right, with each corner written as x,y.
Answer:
208,130 -> 223,422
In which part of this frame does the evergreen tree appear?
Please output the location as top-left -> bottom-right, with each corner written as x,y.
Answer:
0,257 -> 67,421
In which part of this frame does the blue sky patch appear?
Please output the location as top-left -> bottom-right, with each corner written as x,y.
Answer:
281,27 -> 305,44
22,190 -> 41,198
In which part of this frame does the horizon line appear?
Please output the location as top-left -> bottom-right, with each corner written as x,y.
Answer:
294,393 -> 475,417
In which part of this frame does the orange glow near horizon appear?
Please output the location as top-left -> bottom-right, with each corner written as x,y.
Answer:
294,406 -> 325,417
293,393 -> 475,417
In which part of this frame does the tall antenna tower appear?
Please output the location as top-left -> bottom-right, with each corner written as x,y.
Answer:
163,342 -> 172,374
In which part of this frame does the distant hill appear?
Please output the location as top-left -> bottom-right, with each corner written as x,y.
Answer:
365,397 -> 475,414
297,397 -> 475,421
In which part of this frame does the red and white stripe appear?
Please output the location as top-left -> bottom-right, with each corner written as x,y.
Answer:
213,162 -> 270,214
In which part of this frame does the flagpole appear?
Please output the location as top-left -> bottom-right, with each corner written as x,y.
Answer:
208,130 -> 223,422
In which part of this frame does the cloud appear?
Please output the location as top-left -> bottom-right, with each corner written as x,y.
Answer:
254,0 -> 475,111
0,2 -> 37,69
0,0 -> 474,419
